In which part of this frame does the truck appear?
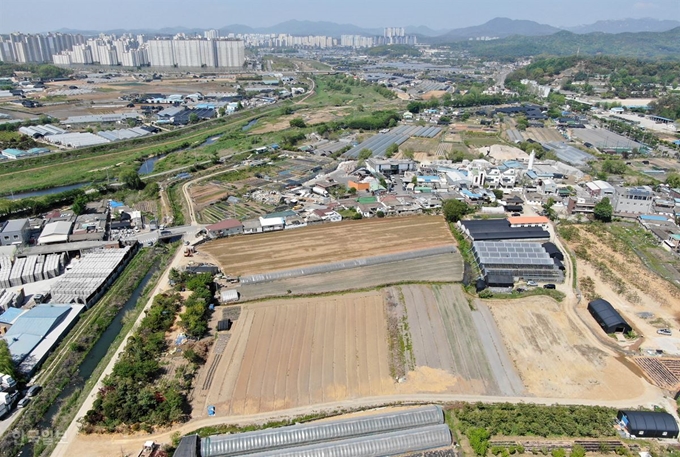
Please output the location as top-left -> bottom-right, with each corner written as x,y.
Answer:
0,373 -> 17,391
0,391 -> 18,418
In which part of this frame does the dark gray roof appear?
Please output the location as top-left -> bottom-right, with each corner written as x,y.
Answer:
588,299 -> 630,332
619,410 -> 679,436
174,435 -> 199,457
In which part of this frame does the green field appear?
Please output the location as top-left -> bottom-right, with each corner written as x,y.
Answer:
0,106 -> 283,195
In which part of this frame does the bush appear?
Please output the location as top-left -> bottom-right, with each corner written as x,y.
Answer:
552,449 -> 567,457
467,427 -> 491,456
570,444 -> 586,457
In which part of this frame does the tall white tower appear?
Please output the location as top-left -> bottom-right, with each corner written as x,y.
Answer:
528,150 -> 536,171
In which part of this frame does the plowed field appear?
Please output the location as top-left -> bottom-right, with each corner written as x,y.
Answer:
202,292 -> 394,415
202,215 -> 454,276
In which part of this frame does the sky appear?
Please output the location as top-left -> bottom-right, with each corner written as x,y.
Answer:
1,0 -> 680,33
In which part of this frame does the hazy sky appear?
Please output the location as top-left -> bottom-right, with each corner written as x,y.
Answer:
2,0 -> 680,33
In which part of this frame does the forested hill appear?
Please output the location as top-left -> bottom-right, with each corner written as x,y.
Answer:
444,28 -> 680,60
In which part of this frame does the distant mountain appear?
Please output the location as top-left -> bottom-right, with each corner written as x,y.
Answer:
432,18 -> 561,43
442,27 -> 680,60
567,18 -> 680,34
405,25 -> 449,37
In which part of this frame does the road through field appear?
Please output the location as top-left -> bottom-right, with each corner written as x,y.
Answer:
64,388 -> 668,457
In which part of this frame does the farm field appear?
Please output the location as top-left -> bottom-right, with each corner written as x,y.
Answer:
523,127 -> 565,143
202,215 -> 455,276
198,291 -> 394,416
199,200 -> 274,224
238,253 -> 464,300
390,284 -> 524,396
486,296 -> 647,400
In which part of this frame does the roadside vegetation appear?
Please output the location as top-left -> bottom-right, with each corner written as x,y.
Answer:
82,270 -> 214,432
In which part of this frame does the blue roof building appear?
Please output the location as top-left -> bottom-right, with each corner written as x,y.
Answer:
2,304 -> 85,374
0,308 -> 26,325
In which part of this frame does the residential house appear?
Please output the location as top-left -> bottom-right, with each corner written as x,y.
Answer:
206,219 -> 244,238
612,186 -> 654,215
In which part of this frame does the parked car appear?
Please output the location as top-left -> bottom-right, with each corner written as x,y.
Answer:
543,284 -> 556,289
512,213 -> 521,217
17,397 -> 30,408
657,328 -> 672,336
33,294 -> 44,304
26,385 -> 41,397
526,280 -> 538,287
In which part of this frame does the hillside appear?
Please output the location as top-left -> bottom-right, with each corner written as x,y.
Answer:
444,28 -> 680,60
434,18 -> 560,42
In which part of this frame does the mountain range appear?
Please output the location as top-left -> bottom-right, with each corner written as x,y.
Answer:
54,17 -> 680,40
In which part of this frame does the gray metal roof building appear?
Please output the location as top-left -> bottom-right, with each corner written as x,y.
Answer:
473,240 -> 564,282
241,425 -> 451,457
344,125 -> 442,159
202,405 -> 444,457
543,142 -> 595,166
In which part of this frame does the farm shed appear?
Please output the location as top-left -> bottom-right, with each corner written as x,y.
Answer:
587,299 -> 632,334
617,410 -> 679,438
219,289 -> 239,303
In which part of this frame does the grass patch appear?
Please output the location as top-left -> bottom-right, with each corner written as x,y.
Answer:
481,287 -> 566,302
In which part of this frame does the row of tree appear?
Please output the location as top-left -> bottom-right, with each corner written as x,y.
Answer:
83,292 -> 186,430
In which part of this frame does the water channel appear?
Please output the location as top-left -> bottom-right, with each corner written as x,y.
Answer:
22,264 -> 160,455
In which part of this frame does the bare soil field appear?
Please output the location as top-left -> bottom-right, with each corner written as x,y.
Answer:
238,253 -> 464,301
523,127 -> 564,143
479,144 -> 529,162
202,216 -> 454,276
391,284 -> 524,396
198,291 -> 394,416
486,296 -> 647,400
190,182 -> 230,207
402,137 -> 440,154
251,107 -> 345,134
563,225 -> 680,357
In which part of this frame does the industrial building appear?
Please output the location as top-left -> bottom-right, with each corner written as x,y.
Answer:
617,410 -> 679,438
587,299 -> 632,334
2,303 -> 86,375
184,405 -> 450,457
473,240 -> 564,283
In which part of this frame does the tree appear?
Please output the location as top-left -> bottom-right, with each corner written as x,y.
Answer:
120,170 -> 145,190
492,189 -> 504,200
358,148 -> 372,160
443,199 -> 471,223
0,340 -> 16,379
666,173 -> 680,189
347,186 -> 357,195
72,194 -> 87,215
543,197 -> 557,221
385,143 -> 399,158
289,117 -> 306,128
601,159 -> 627,175
188,112 -> 199,124
594,197 -> 613,222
